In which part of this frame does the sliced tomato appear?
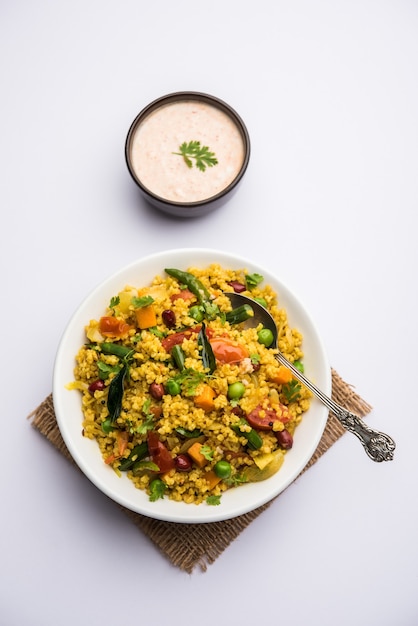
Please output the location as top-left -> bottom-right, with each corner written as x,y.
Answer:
147,431 -> 175,473
210,337 -> 249,364
161,326 -> 198,351
161,329 -> 194,351
99,316 -> 133,337
247,404 -> 290,431
170,289 -> 196,302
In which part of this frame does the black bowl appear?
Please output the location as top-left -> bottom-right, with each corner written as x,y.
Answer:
125,92 -> 250,218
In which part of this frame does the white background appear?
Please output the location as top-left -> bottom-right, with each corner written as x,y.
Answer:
1,1 -> 417,624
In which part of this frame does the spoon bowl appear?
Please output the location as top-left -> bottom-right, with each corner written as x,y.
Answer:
225,292 -> 396,462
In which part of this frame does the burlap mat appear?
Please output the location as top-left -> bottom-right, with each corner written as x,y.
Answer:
28,368 -> 371,573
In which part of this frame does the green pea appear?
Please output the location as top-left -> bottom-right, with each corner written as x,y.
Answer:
293,360 -> 304,373
257,328 -> 274,347
254,297 -> 268,308
101,419 -> 114,434
227,382 -> 246,400
214,460 -> 232,479
189,305 -> 204,322
165,379 -> 181,395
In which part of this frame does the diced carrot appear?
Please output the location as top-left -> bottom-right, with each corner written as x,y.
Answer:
104,454 -> 116,465
194,385 -> 216,412
187,442 -> 208,468
269,365 -> 293,385
135,304 -> 157,329
205,470 -> 222,490
117,431 -> 129,456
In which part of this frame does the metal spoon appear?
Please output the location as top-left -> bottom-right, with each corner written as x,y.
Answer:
225,292 -> 396,462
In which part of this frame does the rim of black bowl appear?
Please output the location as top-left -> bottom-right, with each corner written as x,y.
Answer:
125,91 -> 251,208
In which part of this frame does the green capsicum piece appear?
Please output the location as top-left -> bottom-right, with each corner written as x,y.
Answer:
225,304 -> 254,325
171,344 -> 186,371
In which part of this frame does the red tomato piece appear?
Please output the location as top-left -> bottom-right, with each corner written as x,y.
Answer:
160,325 -> 214,351
210,337 -> 249,364
147,431 -> 175,473
99,316 -> 133,337
170,289 -> 196,302
247,404 -> 290,431
161,328 -> 195,351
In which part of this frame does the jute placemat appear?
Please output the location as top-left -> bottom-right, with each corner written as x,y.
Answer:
28,368 -> 371,573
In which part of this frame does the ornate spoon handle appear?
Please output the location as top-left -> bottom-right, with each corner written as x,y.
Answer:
275,353 -> 395,462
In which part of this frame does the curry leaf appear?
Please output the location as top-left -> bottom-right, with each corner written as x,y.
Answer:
198,323 -> 216,374
107,364 -> 127,423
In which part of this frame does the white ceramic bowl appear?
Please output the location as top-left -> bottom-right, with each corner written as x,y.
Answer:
53,248 -> 331,523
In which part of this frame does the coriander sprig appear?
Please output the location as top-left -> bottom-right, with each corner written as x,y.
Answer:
173,140 -> 218,172
282,379 -> 302,402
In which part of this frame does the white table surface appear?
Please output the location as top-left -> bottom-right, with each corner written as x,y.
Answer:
2,1 -> 417,624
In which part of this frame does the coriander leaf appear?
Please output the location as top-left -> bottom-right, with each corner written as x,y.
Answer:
245,273 -> 264,289
200,444 -> 213,461
149,478 -> 166,502
282,379 -> 302,402
136,399 -> 155,434
225,473 -> 248,487
97,360 -> 121,380
149,327 -> 165,338
173,141 -> 218,172
183,375 -> 206,395
131,295 -> 155,308
202,300 -> 220,320
109,296 -> 120,309
206,495 -> 221,506
142,398 -> 152,416
172,368 -> 206,396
